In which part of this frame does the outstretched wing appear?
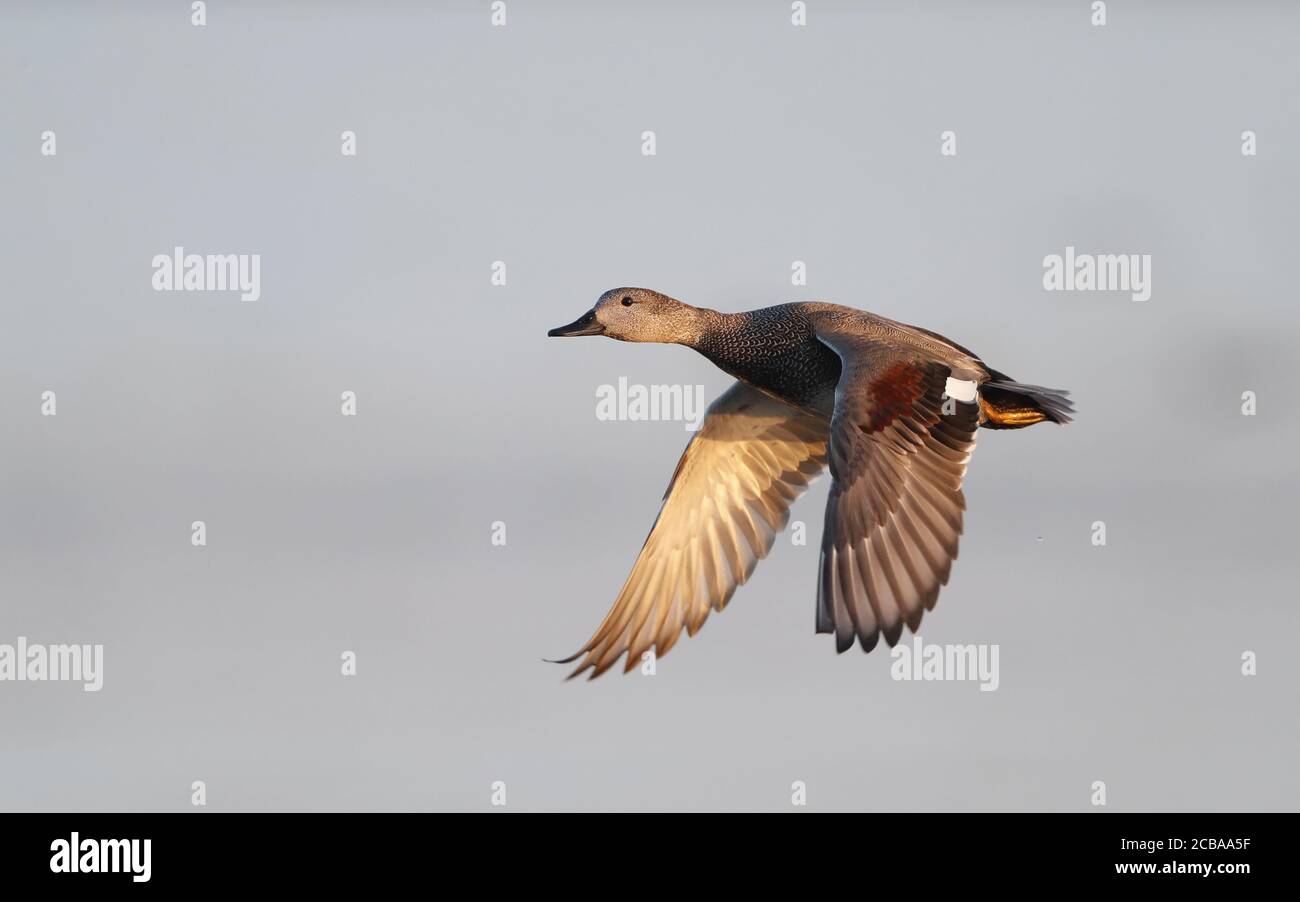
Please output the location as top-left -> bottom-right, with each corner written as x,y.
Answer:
812,323 -> 980,653
557,381 -> 829,679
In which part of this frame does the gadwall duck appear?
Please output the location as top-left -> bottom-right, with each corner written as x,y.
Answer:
548,288 -> 1073,679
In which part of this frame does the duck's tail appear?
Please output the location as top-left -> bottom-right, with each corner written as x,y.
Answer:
977,370 -> 1074,429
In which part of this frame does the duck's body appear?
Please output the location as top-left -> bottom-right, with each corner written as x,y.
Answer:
690,302 -> 995,417
548,289 -> 1073,679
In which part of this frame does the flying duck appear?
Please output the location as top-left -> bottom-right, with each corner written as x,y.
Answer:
548,288 -> 1072,679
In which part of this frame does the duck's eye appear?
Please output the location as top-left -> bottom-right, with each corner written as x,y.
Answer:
621,296 -> 633,306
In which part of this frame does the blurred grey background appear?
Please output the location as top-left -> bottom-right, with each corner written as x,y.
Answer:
1,0 -> 1296,811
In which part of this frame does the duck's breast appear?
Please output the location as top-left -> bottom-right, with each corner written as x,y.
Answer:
700,306 -> 841,414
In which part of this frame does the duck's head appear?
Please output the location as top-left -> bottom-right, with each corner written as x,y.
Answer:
548,288 -> 704,344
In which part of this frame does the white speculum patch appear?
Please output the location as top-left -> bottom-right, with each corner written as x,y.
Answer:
944,377 -> 978,403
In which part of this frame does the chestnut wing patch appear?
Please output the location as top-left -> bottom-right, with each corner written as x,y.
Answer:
862,360 -> 930,433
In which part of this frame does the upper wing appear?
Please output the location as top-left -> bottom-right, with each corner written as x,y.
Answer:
557,381 -> 829,679
812,323 -> 980,653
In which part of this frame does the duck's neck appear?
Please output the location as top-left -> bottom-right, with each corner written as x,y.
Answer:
678,307 -> 742,352
684,310 -> 770,377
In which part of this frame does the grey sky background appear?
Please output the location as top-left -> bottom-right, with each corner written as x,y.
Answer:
2,1 -> 1297,811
